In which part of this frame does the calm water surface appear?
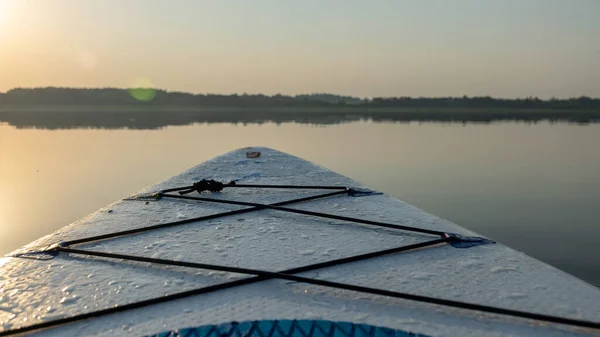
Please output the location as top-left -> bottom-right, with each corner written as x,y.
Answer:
1,121 -> 599,286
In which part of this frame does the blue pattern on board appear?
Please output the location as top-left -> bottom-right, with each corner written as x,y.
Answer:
147,320 -> 430,337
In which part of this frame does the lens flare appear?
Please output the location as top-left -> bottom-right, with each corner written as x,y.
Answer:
128,78 -> 156,102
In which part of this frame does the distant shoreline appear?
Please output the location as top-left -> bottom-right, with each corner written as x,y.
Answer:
2,105 -> 600,114
2,87 -> 599,111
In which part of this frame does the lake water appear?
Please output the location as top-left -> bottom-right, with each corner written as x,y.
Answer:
1,121 -> 599,287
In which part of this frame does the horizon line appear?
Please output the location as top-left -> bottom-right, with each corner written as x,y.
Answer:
2,86 -> 599,101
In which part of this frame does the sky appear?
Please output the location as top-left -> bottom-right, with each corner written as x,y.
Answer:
0,0 -> 599,98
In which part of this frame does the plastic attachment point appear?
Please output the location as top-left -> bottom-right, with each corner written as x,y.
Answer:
444,233 -> 496,249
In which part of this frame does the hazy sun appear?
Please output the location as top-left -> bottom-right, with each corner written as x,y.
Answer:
0,0 -> 15,25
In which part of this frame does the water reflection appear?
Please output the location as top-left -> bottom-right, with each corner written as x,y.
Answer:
0,121 -> 599,287
0,108 -> 598,130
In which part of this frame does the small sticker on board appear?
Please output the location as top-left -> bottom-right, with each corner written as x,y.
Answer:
246,151 -> 261,158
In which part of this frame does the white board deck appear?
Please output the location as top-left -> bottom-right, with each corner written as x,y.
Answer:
1,147 -> 599,336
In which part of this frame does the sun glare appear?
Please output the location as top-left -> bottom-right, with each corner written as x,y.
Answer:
0,0 -> 15,25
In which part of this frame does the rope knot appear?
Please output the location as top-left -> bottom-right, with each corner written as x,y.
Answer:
179,179 -> 234,195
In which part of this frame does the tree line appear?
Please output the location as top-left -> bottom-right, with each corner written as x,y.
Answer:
1,87 -> 599,110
